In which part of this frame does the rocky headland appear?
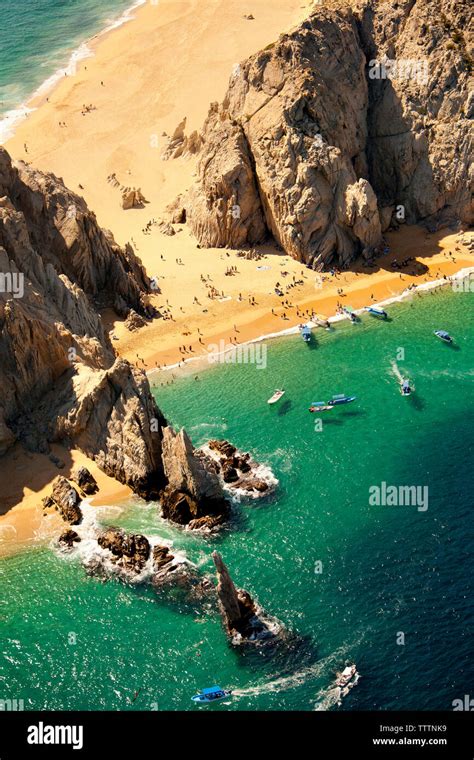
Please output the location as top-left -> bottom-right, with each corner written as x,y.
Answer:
183,0 -> 472,268
0,147 -> 276,530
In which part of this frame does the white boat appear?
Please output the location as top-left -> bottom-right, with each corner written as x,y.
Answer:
400,379 -> 412,396
434,329 -> 453,344
267,389 -> 285,405
309,401 -> 334,413
336,664 -> 358,688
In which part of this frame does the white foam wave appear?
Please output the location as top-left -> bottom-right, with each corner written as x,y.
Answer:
55,500 -> 189,585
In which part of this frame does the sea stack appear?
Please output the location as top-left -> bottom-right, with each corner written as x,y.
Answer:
212,551 -> 275,643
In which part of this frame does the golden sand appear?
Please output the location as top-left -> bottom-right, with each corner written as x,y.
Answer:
1,0 -> 472,546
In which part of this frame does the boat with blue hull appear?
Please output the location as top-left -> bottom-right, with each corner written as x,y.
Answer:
191,686 -> 232,704
327,394 -> 356,406
309,401 -> 334,412
365,306 -> 388,319
299,324 -> 312,342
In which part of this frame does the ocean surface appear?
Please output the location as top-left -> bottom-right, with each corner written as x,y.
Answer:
0,0 -> 144,140
2,283 -> 473,711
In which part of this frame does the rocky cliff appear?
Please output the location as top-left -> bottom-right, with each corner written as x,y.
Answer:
186,0 -> 472,268
0,148 -> 224,508
0,147 -> 165,491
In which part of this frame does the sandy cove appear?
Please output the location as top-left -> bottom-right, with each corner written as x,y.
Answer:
0,0 -> 472,549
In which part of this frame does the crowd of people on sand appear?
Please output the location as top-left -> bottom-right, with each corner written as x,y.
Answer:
118,235 -> 471,378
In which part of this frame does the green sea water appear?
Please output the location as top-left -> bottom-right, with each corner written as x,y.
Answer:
1,284 -> 473,711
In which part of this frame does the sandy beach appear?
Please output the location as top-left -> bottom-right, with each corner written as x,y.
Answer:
1,0 -> 472,549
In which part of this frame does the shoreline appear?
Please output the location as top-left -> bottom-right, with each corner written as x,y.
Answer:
0,0 -> 147,143
0,0 -> 472,552
147,265 -> 474,377
1,256 -> 472,557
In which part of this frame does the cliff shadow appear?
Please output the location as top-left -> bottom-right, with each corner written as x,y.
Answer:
0,442 -> 77,516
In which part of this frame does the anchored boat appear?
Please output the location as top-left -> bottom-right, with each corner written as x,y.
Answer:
309,401 -> 334,413
313,315 -> 331,330
327,394 -> 356,406
434,329 -> 453,344
191,686 -> 232,704
299,324 -> 312,343
342,306 -> 359,324
365,306 -> 388,319
268,389 -> 285,404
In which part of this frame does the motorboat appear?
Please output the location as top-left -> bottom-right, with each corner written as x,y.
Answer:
268,389 -> 285,404
191,686 -> 232,704
299,324 -> 312,342
313,316 -> 331,330
400,379 -> 412,396
309,401 -> 334,412
342,306 -> 359,323
365,306 -> 388,319
335,664 -> 358,689
434,329 -> 453,343
327,394 -> 356,406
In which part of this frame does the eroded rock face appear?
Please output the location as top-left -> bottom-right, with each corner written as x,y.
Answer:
359,0 -> 473,229
186,0 -> 472,266
0,148 -> 167,495
212,551 -> 274,642
51,476 -> 82,525
98,528 -> 150,572
187,105 -> 267,248
52,359 -> 166,499
71,466 -> 98,495
160,428 -> 229,525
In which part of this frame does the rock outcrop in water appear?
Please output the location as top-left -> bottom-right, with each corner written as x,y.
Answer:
204,439 -> 276,495
160,428 -> 229,526
49,476 -> 83,525
212,551 -> 277,643
185,0 -> 472,267
98,528 -> 151,573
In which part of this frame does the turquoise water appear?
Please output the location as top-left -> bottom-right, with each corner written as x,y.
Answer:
2,285 -> 474,710
0,0 -> 140,117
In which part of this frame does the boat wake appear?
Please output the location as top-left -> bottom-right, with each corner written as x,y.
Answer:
390,360 -> 404,384
230,638 -> 363,706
